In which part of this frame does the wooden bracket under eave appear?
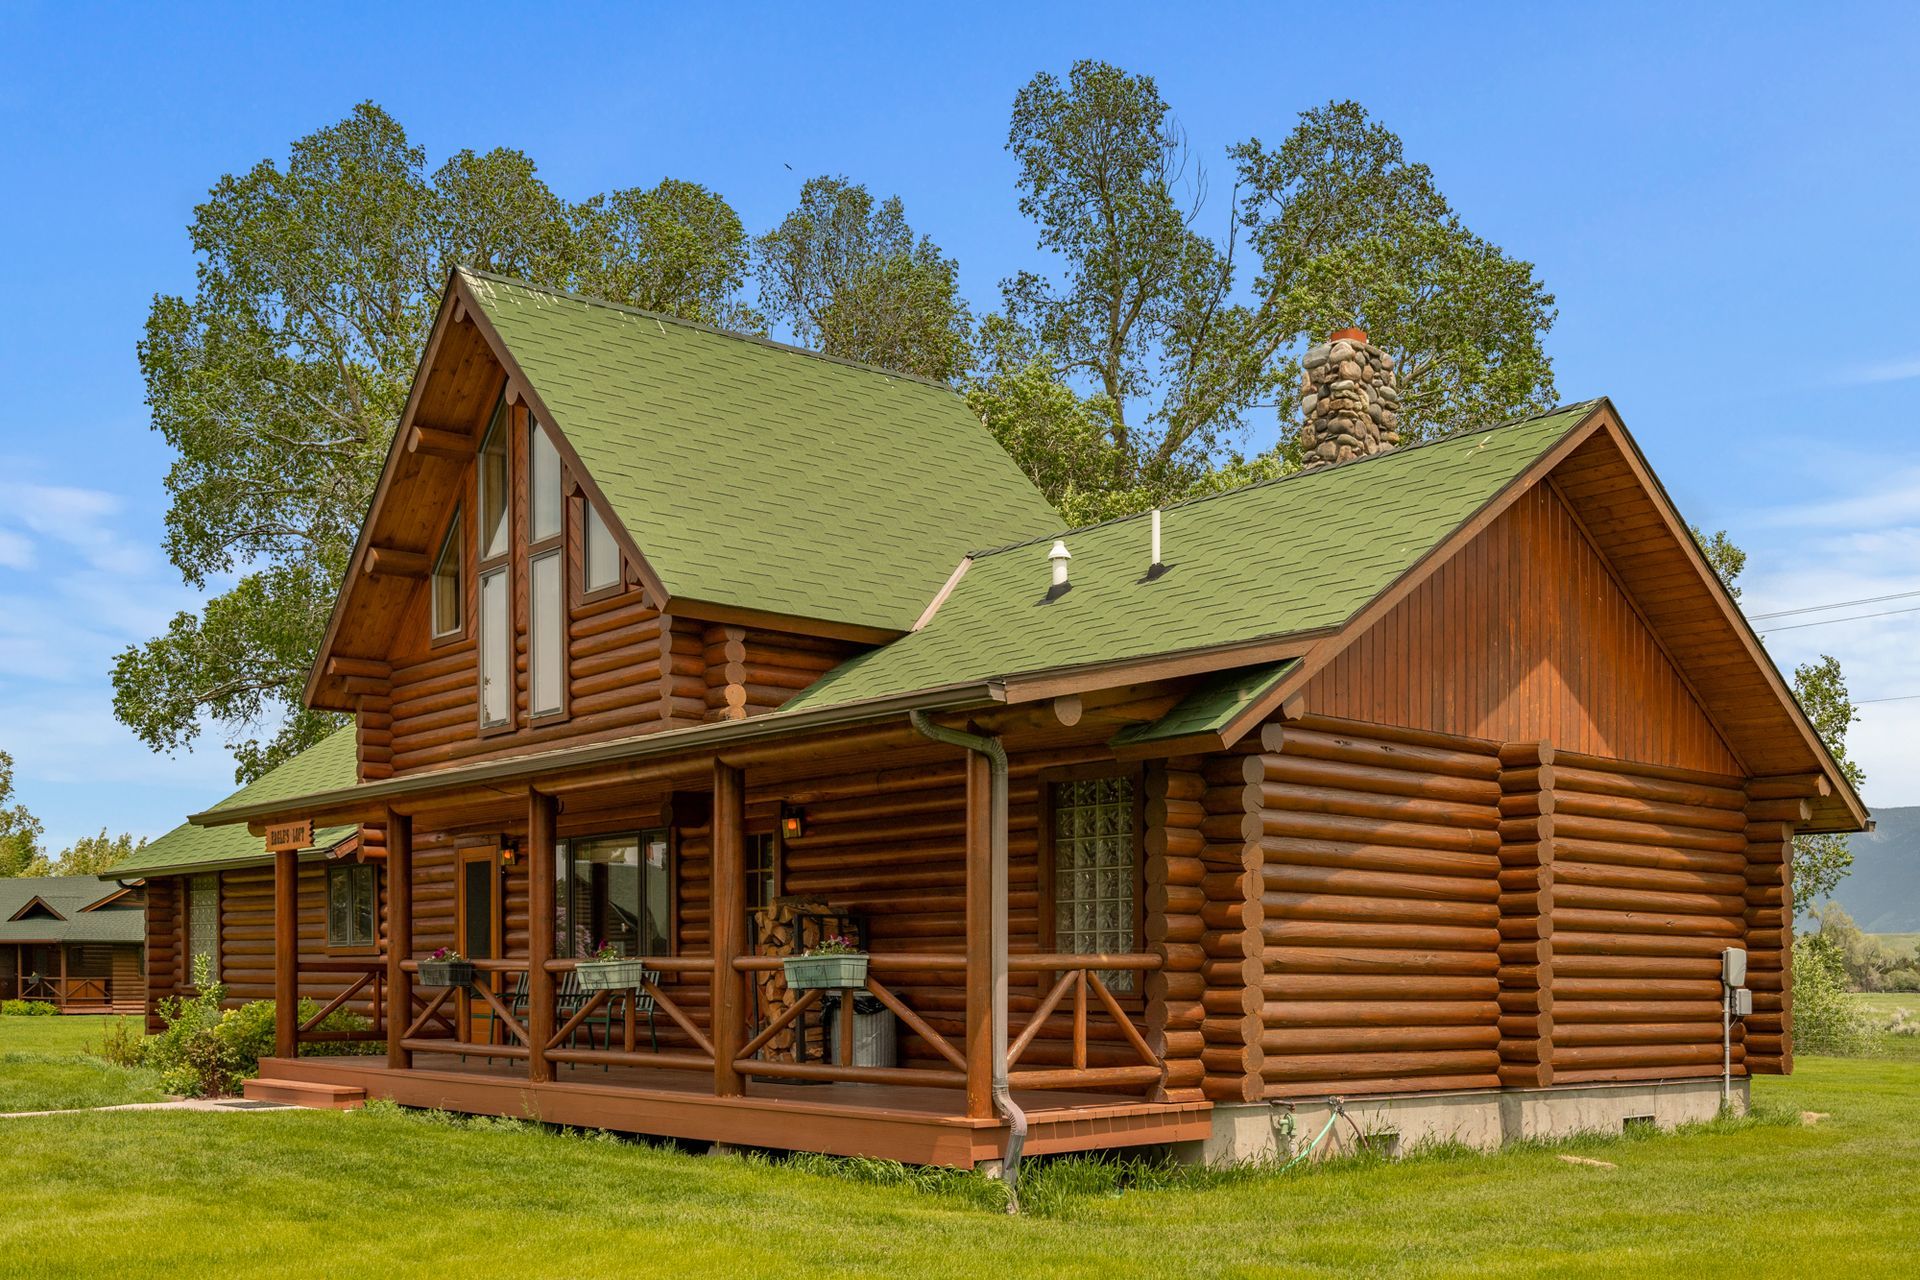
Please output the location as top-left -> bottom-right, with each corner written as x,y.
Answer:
407,425 -> 471,459
327,656 -> 392,680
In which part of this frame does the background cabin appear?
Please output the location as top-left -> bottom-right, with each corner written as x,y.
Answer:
0,876 -> 144,1013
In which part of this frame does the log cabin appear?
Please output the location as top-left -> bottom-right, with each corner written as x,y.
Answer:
0,876 -> 144,1013
125,270 -> 1865,1169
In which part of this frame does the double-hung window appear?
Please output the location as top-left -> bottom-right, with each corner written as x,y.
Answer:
431,508 -> 462,640
327,863 -> 379,949
476,397 -> 512,729
1047,775 -> 1139,992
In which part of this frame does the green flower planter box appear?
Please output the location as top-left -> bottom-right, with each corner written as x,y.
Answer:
784,953 -> 869,991
418,960 -> 474,988
576,958 -> 651,992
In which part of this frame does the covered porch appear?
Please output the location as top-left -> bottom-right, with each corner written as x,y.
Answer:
246,720 -> 1206,1166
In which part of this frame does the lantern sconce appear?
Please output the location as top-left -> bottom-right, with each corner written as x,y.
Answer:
780,803 -> 806,842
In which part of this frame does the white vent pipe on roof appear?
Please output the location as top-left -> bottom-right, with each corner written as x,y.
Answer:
1049,539 -> 1072,590
1151,509 -> 1162,569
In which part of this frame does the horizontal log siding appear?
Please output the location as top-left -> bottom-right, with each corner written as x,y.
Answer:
1241,718 -> 1506,1098
143,877 -> 180,1030
1303,481 -> 1741,777
214,862 -> 388,1020
1541,752 -> 1750,1084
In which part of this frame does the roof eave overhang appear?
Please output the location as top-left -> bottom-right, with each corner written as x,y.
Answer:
190,680 -> 1007,830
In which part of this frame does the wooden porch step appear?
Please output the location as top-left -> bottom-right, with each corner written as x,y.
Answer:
242,1078 -> 366,1110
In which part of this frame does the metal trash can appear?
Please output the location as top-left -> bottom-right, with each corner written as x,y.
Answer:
822,993 -> 898,1071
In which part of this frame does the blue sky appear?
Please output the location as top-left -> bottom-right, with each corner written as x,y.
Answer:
2,2 -> 1919,851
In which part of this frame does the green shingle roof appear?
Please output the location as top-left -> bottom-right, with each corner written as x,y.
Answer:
782,403 -> 1598,711
462,269 -> 1061,632
0,876 -> 144,944
1111,660 -> 1300,748
110,726 -> 361,878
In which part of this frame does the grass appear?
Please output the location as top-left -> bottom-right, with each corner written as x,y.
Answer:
0,1057 -> 1917,1277
0,1014 -> 165,1114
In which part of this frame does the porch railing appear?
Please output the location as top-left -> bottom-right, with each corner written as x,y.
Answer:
380,949 -> 1165,1098
15,976 -> 111,1006
293,958 -> 387,1046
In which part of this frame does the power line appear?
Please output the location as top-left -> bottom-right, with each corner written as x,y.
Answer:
1858,693 -> 1920,705
1758,604 -> 1920,634
1749,588 -> 1920,621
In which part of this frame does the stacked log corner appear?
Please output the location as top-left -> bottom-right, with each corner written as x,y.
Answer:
1496,743 -> 1555,1088
1743,782 -> 1811,1075
1143,759 -> 1215,1102
1250,718 -> 1504,1098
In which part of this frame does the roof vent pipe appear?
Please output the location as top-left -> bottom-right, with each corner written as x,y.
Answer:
1046,540 -> 1072,600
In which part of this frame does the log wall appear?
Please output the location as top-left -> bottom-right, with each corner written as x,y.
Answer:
1220,714 -> 1780,1097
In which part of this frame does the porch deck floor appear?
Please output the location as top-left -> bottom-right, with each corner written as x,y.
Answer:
264,1053 -> 1212,1167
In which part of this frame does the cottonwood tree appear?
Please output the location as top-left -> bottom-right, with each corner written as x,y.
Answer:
1694,529 -> 1862,901
977,63 -> 1558,520
117,104 -> 755,781
756,176 -> 970,381
49,830 -> 147,877
0,751 -> 45,877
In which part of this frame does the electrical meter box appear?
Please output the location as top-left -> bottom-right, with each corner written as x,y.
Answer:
1733,988 -> 1754,1018
1721,947 -> 1748,987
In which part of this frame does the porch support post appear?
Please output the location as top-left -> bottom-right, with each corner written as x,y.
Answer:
711,758 -> 747,1097
527,789 -> 558,1083
964,749 -> 994,1118
385,809 -> 413,1071
274,847 -> 298,1059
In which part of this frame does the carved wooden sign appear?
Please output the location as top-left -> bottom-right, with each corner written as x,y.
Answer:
264,819 -> 313,853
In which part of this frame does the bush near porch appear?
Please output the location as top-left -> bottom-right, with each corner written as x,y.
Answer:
1,1056 -> 1917,1276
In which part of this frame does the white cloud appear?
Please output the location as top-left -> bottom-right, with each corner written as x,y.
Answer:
0,529 -> 31,570
1845,354 -> 1920,385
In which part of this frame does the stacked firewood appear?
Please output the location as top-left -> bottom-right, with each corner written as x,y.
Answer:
749,897 -> 859,1061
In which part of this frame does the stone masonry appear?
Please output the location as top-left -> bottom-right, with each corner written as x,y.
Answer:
1299,329 -> 1401,469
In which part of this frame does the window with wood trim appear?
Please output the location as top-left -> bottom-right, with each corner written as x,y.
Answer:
327,863 -> 379,949
431,507 -> 462,639
746,832 -> 778,914
557,830 -> 671,958
527,415 -> 566,719
477,398 -> 510,561
187,874 -> 220,984
478,566 -> 510,727
1047,775 -> 1139,992
583,500 -> 620,595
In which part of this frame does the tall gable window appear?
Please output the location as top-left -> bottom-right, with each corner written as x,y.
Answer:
431,508 -> 462,639
528,416 -> 565,719
1047,775 -> 1139,992
478,398 -> 510,561
477,396 -> 512,730
583,501 -> 620,595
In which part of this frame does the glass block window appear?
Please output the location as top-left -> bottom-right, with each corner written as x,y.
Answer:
1050,775 -> 1137,992
187,874 -> 220,985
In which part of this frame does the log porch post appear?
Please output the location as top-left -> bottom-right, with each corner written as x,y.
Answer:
964,749 -> 994,1118
527,790 -> 558,1083
711,759 -> 747,1096
386,809 -> 413,1071
273,847 -> 298,1059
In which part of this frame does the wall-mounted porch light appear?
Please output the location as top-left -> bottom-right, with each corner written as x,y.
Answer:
780,803 -> 806,841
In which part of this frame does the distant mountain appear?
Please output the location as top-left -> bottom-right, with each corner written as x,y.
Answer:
1828,805 -> 1920,933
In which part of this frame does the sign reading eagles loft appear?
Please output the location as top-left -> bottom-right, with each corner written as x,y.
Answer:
265,819 -> 313,853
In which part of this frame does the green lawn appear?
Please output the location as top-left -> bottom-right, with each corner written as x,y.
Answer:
0,1056 -> 1916,1277
0,1014 -> 165,1114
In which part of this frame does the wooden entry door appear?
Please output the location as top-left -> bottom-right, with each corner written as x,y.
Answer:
455,847 -> 505,1043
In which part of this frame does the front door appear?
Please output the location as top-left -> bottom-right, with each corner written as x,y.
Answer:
455,847 -> 504,1043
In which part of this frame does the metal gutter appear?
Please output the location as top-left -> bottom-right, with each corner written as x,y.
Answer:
191,681 -> 1004,828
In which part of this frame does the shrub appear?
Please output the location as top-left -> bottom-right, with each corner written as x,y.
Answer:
1791,933 -> 1873,1055
95,1017 -> 145,1067
0,999 -> 59,1016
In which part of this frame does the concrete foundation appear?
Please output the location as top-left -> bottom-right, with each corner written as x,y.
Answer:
1182,1077 -> 1747,1166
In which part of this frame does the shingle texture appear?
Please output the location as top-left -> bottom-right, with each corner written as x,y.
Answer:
783,404 -> 1598,711
462,270 -> 1061,632
1111,660 -> 1300,746
0,877 -> 144,944
111,726 -> 360,877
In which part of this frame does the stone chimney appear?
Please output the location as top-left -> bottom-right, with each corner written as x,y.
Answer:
1298,326 -> 1401,470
